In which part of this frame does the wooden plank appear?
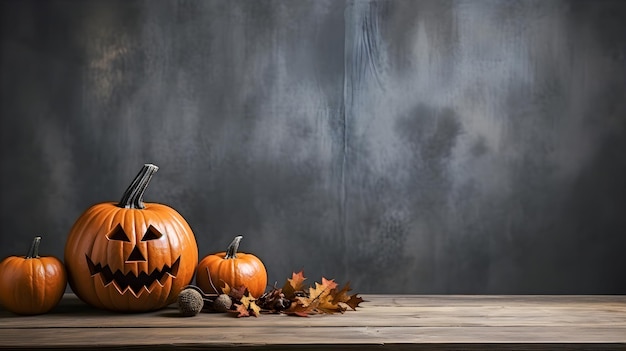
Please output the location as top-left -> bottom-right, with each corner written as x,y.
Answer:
1,327 -> 626,349
2,294 -> 625,329
1,294 -> 625,349
3,307 -> 626,329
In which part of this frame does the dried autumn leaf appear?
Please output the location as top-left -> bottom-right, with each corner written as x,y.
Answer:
287,302 -> 312,317
234,302 -> 250,317
228,285 -> 248,301
319,279 -> 349,314
254,271 -> 363,317
344,294 -> 365,310
258,287 -> 290,312
235,293 -> 261,317
282,270 -> 306,298
321,277 -> 338,291
296,277 -> 339,313
331,282 -> 352,305
249,300 -> 261,317
242,295 -> 257,314
331,282 -> 365,311
222,281 -> 231,296
317,297 -> 346,314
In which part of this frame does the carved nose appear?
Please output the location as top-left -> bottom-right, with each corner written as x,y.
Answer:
126,246 -> 146,262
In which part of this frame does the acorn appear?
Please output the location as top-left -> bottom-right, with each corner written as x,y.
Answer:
178,288 -> 204,317
212,294 -> 233,313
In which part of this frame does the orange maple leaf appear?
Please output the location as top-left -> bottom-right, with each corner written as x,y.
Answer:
321,277 -> 338,291
296,277 -> 340,313
234,302 -> 250,317
235,293 -> 261,317
287,302 -> 312,317
282,270 -> 306,298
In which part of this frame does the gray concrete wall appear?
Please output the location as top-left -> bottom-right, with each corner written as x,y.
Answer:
1,0 -> 625,293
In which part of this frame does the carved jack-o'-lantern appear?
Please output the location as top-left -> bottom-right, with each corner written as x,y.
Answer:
64,164 -> 198,312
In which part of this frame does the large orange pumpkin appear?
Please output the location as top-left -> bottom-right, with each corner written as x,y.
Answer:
0,236 -> 67,315
196,235 -> 267,298
64,164 -> 198,312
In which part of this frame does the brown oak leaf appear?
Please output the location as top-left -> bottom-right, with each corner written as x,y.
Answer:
331,282 -> 365,311
344,294 -> 365,311
221,281 -> 248,299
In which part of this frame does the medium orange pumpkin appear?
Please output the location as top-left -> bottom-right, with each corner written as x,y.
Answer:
196,235 -> 267,298
0,236 -> 67,315
64,164 -> 198,312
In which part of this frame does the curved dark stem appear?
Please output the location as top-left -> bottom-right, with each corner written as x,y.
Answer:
224,235 -> 243,259
26,236 -> 41,259
183,285 -> 216,303
206,267 -> 219,294
117,164 -> 159,209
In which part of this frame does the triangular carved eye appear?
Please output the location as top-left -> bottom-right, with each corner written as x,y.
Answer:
107,224 -> 130,242
141,225 -> 162,241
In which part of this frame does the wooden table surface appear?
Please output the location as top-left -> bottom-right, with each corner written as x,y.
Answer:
1,294 -> 625,350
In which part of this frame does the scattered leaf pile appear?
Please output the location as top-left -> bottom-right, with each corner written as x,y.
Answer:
220,271 -> 364,317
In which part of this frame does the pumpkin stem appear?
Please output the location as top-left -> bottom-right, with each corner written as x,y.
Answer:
26,236 -> 41,259
224,235 -> 243,259
117,164 -> 159,209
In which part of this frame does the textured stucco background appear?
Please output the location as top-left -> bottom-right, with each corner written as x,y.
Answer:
1,0 -> 625,294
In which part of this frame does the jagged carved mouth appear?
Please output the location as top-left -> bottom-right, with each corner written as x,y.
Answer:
86,255 -> 180,297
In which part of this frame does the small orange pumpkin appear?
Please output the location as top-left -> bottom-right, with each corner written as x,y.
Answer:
64,164 -> 198,312
0,236 -> 67,315
196,236 -> 267,298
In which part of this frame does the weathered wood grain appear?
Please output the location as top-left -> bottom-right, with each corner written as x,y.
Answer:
1,294 -> 625,350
